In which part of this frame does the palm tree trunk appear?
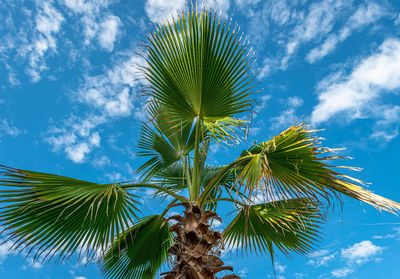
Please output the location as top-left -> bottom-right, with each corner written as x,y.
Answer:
161,203 -> 240,279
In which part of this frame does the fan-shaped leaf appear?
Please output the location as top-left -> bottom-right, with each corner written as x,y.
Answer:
0,165 -> 140,261
137,103 -> 196,179
199,124 -> 400,213
223,198 -> 323,256
141,8 -> 257,140
101,215 -> 173,279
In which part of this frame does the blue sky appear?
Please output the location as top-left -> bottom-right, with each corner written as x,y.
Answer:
1,0 -> 400,278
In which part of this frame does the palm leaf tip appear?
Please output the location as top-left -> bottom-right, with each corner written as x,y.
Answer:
0,165 -> 140,262
222,124 -> 400,214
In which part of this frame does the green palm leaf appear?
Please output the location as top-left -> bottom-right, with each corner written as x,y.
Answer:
141,8 -> 257,141
223,198 -> 323,257
101,215 -> 173,279
199,124 -> 400,214
0,165 -> 140,261
137,103 -> 196,179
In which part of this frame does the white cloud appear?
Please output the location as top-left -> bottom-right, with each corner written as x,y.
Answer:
255,0 -> 350,76
331,267 -> 354,278
287,96 -> 303,107
203,0 -> 230,15
281,0 -> 348,69
78,55 -> 144,117
47,114 -> 105,163
0,241 -> 16,264
254,94 -> 271,114
235,0 -> 260,8
63,0 -> 108,13
92,155 -> 111,167
275,262 -> 286,273
270,96 -> 303,130
395,14 -> 400,25
311,38 -> 400,140
47,54 -> 146,162
98,15 -> 121,51
238,267 -> 248,277
372,227 -> 400,239
24,2 -> 65,82
307,2 -> 386,63
65,132 -> 100,163
211,219 -> 223,230
308,251 -> 336,267
8,72 -> 21,87
330,240 -> 384,278
0,119 -> 24,137
144,0 -> 186,23
308,249 -> 330,258
341,240 -> 384,265
63,0 -> 121,50
370,105 -> 400,141
64,142 -> 91,163
28,259 -> 43,269
74,277 -> 88,279
0,240 -> 46,269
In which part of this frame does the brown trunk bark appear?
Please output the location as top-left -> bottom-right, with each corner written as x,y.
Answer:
161,203 -> 240,279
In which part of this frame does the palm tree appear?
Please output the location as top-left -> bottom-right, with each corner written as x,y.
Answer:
0,7 -> 399,279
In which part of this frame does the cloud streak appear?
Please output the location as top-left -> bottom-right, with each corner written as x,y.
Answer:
307,1 -> 387,63
25,1 -> 65,82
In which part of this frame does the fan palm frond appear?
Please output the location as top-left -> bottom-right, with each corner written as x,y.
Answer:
223,198 -> 323,257
199,124 -> 400,214
141,8 -> 258,142
137,102 -> 197,179
0,166 -> 140,262
101,215 -> 173,279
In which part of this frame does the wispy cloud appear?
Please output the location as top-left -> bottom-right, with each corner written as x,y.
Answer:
311,38 -> 400,141
275,262 -> 287,274
270,96 -> 303,130
281,0 -> 348,69
252,0 -> 350,76
331,267 -> 354,278
46,54 -> 146,162
47,114 -> 104,163
331,240 -> 384,277
24,1 -> 65,82
0,239 -> 44,270
372,227 -> 400,239
63,0 -> 121,51
98,15 -> 121,51
307,249 -> 337,267
238,267 -> 248,277
247,1 -> 393,77
395,14 -> 400,25
144,0 -> 186,23
77,54 -> 145,118
0,119 -> 25,137
307,1 -> 387,63
0,241 -> 16,264
203,0 -> 230,15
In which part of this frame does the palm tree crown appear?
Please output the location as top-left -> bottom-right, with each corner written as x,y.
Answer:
0,7 -> 399,279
